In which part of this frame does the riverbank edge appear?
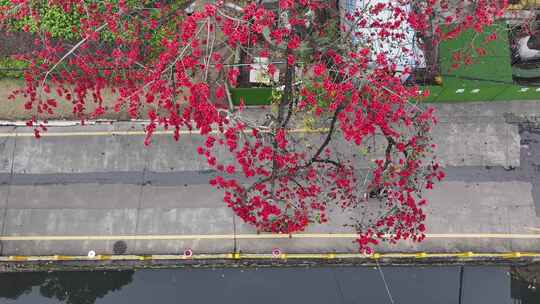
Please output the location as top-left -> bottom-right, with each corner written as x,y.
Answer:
2,253 -> 540,273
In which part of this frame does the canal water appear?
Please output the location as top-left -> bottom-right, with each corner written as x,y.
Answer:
0,266 -> 538,303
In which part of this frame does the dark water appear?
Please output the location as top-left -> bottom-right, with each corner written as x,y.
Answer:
0,266 -> 538,304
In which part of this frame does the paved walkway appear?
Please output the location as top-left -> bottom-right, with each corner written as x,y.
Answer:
0,101 -> 538,256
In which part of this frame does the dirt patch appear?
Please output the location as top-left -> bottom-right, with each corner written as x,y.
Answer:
0,31 -> 37,57
0,79 -> 130,121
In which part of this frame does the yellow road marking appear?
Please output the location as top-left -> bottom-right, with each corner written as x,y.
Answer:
1,233 -> 540,241
3,251 -> 540,262
426,233 -> 540,239
0,130 -> 166,137
0,128 -> 330,138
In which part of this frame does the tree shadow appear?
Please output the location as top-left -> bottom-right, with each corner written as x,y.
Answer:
0,270 -> 134,303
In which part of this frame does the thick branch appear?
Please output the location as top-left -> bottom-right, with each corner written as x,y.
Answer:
278,56 -> 294,125
308,105 -> 343,165
312,158 -> 341,167
382,135 -> 396,171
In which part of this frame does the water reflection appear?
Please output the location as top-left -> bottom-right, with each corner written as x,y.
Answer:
511,265 -> 540,303
0,270 -> 133,304
0,266 -> 538,304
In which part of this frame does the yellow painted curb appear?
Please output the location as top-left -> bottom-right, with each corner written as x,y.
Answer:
2,252 -> 540,262
53,255 -> 73,261
458,252 -> 475,258
8,256 -> 28,261
504,252 -> 522,259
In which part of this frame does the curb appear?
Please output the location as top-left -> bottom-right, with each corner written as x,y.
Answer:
1,251 -> 538,262
2,252 -> 540,272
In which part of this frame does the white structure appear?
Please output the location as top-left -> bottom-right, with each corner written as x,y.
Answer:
249,57 -> 280,84
517,36 -> 540,61
341,0 -> 426,81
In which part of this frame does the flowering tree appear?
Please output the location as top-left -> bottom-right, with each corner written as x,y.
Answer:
0,0 -> 508,252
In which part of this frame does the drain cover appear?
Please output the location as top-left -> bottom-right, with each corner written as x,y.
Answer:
113,240 -> 128,255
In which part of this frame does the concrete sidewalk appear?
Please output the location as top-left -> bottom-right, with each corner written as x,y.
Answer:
0,101 -> 538,256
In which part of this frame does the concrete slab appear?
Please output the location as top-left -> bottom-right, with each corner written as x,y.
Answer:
4,209 -> 137,236
133,207 -> 235,253
235,237 -> 359,254
0,185 -> 9,237
509,238 -> 540,252
484,135 -> 509,166
235,224 -> 359,254
0,185 -> 8,210
506,205 -> 540,252
1,240 -> 127,256
233,198 -> 364,254
507,205 -> 540,233
426,204 -> 509,234
130,239 -> 233,255
425,181 -> 534,209
134,207 -> 233,235
146,135 -> 208,172
12,134 -> 148,174
423,181 -> 534,236
4,119 -> 523,175
432,101 -> 540,121
0,134 -> 15,177
534,176 -> 540,215
507,124 -> 522,167
135,120 -> 519,172
234,180 -> 535,253
433,122 -> 520,167
233,233 -> 514,254
396,237 -> 512,253
7,184 -> 142,209
381,181 -> 536,253
140,184 -> 223,208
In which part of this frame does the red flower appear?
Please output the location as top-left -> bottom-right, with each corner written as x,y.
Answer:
287,54 -> 296,65
486,32 -> 497,42
287,35 -> 301,50
279,0 -> 294,10
3,0 -> 470,252
313,63 -> 326,76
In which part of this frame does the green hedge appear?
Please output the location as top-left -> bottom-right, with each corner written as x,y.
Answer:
0,0 -> 192,78
230,88 -> 274,106
0,58 -> 26,78
0,1 -> 81,40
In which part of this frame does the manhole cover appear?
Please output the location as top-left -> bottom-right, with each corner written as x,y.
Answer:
113,240 -> 128,255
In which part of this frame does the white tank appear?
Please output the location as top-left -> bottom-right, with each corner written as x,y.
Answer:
517,36 -> 540,61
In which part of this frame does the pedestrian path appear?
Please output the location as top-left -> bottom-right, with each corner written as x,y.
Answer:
0,102 -> 538,258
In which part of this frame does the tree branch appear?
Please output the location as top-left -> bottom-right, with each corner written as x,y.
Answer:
308,104 -> 344,165
278,56 -> 294,125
